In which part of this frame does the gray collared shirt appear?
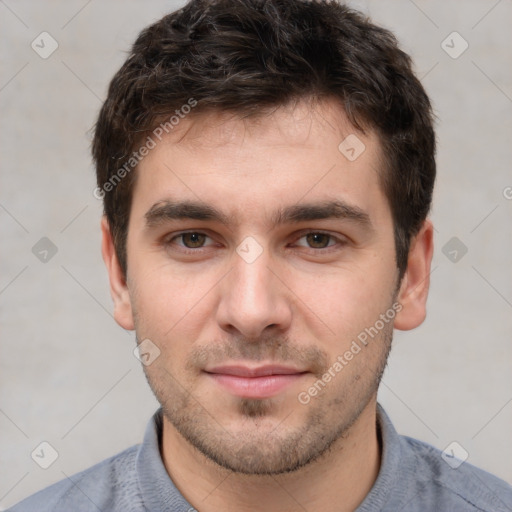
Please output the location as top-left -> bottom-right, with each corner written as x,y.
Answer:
8,404 -> 512,511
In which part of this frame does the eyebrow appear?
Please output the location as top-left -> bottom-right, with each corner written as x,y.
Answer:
144,199 -> 373,231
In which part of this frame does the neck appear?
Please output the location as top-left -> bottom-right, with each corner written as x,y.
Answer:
160,399 -> 382,512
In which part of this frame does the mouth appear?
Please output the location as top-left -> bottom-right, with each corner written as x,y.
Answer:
203,364 -> 309,399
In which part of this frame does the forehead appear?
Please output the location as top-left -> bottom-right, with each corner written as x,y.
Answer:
130,99 -> 389,231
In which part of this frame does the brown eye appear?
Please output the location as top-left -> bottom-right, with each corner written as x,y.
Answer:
305,233 -> 332,249
180,232 -> 207,248
292,231 -> 346,253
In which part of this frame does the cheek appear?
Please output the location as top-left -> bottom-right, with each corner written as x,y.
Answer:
130,262 -> 214,340
297,261 -> 396,342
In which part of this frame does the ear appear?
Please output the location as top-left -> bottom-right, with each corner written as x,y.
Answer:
394,219 -> 434,331
101,217 -> 135,331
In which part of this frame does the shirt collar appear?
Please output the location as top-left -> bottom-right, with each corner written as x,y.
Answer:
136,408 -> 195,511
355,403 -> 408,511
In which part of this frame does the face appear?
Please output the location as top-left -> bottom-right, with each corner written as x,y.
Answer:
103,99 -> 432,475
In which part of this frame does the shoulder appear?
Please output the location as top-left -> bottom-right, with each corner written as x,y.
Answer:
401,435 -> 512,511
7,444 -> 144,512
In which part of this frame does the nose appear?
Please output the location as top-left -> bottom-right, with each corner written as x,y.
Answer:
215,246 -> 292,340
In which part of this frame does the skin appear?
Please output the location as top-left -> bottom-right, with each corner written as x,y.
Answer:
102,98 -> 433,512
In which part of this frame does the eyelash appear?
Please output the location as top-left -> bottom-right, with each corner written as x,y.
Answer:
164,230 -> 347,255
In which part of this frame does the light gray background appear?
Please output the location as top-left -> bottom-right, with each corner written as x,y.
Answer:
1,0 -> 511,508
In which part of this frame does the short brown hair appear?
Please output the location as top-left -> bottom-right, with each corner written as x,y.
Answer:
92,0 -> 436,278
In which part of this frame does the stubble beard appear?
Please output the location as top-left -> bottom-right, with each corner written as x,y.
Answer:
140,323 -> 393,476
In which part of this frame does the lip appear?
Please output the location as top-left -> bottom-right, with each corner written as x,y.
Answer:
204,364 -> 308,399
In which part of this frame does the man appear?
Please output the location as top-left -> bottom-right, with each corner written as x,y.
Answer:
9,0 -> 512,510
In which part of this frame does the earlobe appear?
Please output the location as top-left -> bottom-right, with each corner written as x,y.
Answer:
394,219 -> 434,331
100,217 -> 135,331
